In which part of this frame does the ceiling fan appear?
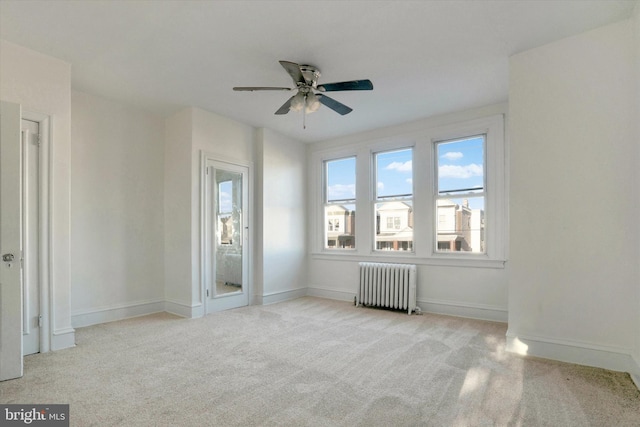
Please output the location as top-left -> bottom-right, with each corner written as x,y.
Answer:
233,61 -> 373,118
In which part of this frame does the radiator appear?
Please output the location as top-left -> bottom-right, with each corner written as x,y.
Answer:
356,262 -> 418,315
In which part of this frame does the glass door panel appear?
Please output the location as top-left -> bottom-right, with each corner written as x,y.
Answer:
204,159 -> 249,313
214,169 -> 243,296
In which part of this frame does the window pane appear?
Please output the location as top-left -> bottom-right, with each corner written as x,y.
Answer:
218,180 -> 233,245
326,157 -> 356,203
325,157 -> 356,249
375,201 -> 413,251
218,180 -> 233,214
374,148 -> 413,252
436,136 -> 485,254
437,136 -> 484,195
325,204 -> 356,249
436,197 -> 484,252
376,149 -> 413,199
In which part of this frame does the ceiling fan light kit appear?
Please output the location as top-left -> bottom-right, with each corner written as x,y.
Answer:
289,89 -> 321,114
233,60 -> 373,128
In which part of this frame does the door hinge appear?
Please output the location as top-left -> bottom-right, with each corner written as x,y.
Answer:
206,289 -> 210,297
38,315 -> 43,328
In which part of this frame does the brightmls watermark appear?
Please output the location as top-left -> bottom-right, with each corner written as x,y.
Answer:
1,405 -> 68,426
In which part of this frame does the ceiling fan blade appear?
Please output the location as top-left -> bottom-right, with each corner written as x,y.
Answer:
233,87 -> 291,91
279,61 -> 306,85
317,94 -> 353,115
275,95 -> 295,115
317,79 -> 373,92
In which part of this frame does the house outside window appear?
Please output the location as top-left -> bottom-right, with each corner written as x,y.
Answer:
324,157 -> 356,249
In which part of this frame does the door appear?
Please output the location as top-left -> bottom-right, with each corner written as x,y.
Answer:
22,119 -> 40,355
204,160 -> 250,313
0,101 -> 23,380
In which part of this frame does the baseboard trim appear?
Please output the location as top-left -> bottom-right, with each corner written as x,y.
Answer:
251,294 -> 263,306
506,330 -> 636,374
632,373 -> 640,391
51,327 -> 75,351
417,298 -> 508,323
631,354 -> 640,390
307,287 -> 507,322
72,300 -> 166,328
307,286 -> 355,303
164,299 -> 203,318
262,288 -> 307,305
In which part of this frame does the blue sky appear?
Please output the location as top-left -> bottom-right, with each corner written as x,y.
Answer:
218,180 -> 233,213
437,136 -> 484,210
326,157 -> 356,201
376,149 -> 413,199
326,136 -> 484,209
437,136 -> 484,193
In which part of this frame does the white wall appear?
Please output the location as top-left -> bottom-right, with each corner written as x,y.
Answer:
0,40 -> 74,350
164,108 -> 195,313
508,19 -> 638,374
70,90 -> 165,327
256,128 -> 307,304
164,107 -> 255,317
307,103 -> 509,322
634,1 -> 640,387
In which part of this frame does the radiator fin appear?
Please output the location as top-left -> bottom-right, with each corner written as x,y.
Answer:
356,262 -> 417,315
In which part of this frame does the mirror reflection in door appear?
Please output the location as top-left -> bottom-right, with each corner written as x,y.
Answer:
215,169 -> 243,296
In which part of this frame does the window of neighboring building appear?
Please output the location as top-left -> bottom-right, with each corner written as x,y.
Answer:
435,135 -> 485,253
324,157 -> 356,249
374,148 -> 413,251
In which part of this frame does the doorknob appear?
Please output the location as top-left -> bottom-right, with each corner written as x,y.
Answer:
2,253 -> 15,262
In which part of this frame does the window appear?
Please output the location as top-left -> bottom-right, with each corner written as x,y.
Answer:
312,114 -> 505,265
435,135 -> 485,253
374,148 -> 413,251
324,157 -> 356,249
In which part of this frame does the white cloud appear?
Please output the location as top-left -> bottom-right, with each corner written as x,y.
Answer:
377,182 -> 384,191
385,160 -> 412,172
439,163 -> 483,179
327,183 -> 355,200
442,151 -> 463,161
406,178 -> 413,185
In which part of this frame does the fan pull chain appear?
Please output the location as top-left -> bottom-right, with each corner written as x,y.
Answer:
303,94 -> 307,129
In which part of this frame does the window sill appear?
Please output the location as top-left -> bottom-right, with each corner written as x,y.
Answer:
310,251 -> 506,269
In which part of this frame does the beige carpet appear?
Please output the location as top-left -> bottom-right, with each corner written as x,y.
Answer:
1,297 -> 639,426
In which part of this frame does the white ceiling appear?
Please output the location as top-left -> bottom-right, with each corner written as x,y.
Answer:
0,0 -> 636,143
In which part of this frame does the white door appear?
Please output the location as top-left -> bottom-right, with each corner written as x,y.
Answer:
204,160 -> 250,313
0,101 -> 23,380
22,119 -> 40,356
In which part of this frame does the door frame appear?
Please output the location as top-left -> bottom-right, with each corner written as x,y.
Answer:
22,110 -> 52,354
199,151 -> 252,314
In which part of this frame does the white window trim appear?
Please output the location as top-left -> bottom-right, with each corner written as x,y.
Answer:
424,114 -> 506,262
313,148 -> 360,253
310,114 -> 506,268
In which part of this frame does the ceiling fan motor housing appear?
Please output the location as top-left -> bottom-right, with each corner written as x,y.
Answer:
299,65 -> 321,88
